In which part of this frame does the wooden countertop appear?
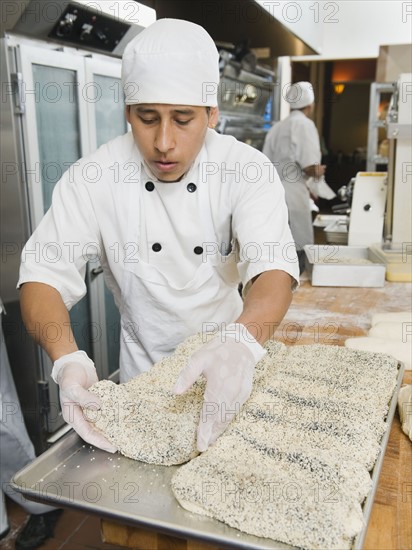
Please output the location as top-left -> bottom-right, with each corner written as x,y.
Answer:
102,280 -> 412,550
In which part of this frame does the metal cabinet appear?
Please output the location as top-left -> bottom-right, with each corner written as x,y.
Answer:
366,82 -> 395,171
1,35 -> 125,451
216,55 -> 275,151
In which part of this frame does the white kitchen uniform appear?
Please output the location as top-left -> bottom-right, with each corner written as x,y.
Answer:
263,110 -> 322,250
19,130 -> 298,381
0,305 -> 55,534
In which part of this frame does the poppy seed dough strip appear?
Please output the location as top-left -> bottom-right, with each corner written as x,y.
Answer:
172,432 -> 372,550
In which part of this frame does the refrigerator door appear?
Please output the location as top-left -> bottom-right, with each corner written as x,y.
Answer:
16,43 -> 125,437
17,44 -> 92,435
84,56 -> 128,380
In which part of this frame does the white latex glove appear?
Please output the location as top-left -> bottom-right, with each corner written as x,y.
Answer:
52,351 -> 117,453
173,324 -> 266,452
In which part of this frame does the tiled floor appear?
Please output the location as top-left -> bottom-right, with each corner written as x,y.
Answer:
1,496 -> 122,549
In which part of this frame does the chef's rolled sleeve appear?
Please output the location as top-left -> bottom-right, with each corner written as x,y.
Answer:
294,119 -> 322,170
231,149 -> 299,291
18,169 -> 102,311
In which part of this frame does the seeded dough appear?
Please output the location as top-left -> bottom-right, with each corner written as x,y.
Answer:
86,338 -> 398,549
86,334 -> 276,465
171,342 -> 398,550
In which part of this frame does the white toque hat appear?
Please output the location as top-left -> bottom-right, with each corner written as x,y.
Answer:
121,18 -> 220,107
285,81 -> 315,109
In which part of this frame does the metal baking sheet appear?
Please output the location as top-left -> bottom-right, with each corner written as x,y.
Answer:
11,363 -> 404,550
304,245 -> 386,287
313,214 -> 348,228
324,220 -> 349,245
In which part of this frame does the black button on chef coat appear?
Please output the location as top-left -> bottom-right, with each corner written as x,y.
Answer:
145,181 -> 155,192
152,243 -> 162,252
193,246 -> 203,255
187,183 -> 197,193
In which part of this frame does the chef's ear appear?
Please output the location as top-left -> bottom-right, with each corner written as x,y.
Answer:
208,107 -> 219,129
125,105 -> 131,124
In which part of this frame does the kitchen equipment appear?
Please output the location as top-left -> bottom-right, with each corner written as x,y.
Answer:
324,219 -> 349,245
369,243 -> 412,282
216,48 -> 275,150
355,73 -> 412,282
333,73 -> 411,260
313,214 -> 349,244
313,214 -> 348,228
348,172 -> 388,247
331,172 -> 387,247
304,245 -> 386,287
0,0 -> 155,56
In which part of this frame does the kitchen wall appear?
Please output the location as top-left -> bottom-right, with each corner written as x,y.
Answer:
321,1 -> 412,59
258,0 -> 412,59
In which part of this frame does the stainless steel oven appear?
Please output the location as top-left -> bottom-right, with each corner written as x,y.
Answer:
216,51 -> 275,150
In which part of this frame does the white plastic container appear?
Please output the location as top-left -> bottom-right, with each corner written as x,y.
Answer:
369,243 -> 412,282
304,245 -> 386,287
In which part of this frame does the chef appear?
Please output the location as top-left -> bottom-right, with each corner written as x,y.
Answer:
263,82 -> 326,273
1,301 -> 62,547
18,19 -> 299,454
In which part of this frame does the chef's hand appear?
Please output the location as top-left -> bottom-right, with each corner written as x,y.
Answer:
315,164 -> 326,178
304,164 -> 326,179
52,351 -> 117,453
173,324 -> 266,452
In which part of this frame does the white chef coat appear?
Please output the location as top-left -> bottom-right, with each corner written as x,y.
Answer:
0,307 -> 55,533
18,129 -> 299,380
263,110 -> 322,250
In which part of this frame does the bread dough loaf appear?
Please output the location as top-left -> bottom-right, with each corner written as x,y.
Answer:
368,321 -> 412,341
371,312 -> 412,326
345,337 -> 411,370
173,432 -> 370,550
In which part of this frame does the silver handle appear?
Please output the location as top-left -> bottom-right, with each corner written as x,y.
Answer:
91,266 -> 103,276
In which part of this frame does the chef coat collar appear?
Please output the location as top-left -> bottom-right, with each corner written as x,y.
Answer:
290,110 -> 306,117
141,144 -> 206,186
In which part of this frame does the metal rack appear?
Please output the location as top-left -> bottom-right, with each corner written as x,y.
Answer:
216,51 -> 275,151
366,82 -> 395,171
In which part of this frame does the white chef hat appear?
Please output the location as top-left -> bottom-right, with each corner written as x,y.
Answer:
285,81 -> 315,109
121,19 -> 220,107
